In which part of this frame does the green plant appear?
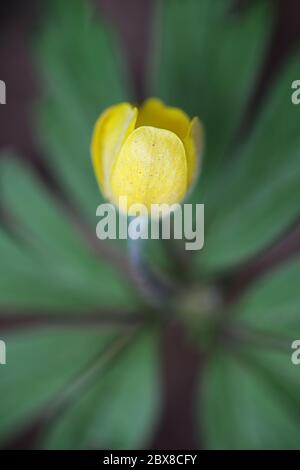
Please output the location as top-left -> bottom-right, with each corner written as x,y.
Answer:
0,0 -> 300,450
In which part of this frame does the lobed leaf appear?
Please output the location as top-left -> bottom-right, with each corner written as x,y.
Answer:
43,330 -> 161,450
0,327 -> 116,444
0,157 -> 137,312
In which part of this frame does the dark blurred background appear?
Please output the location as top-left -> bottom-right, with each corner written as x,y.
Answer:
1,0 -> 300,449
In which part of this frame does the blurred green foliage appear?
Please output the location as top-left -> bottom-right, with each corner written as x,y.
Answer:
0,0 -> 300,450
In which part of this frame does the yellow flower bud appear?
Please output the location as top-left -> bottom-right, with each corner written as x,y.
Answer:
91,98 -> 203,215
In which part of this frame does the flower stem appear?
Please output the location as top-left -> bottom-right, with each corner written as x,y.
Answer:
128,217 -> 176,309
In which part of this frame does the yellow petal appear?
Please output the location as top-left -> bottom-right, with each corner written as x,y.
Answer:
183,117 -> 204,191
91,103 -> 137,197
111,126 -> 188,214
136,98 -> 190,141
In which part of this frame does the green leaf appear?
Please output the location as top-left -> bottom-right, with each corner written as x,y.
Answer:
201,55 -> 300,273
0,327 -> 116,444
202,350 -> 300,450
0,224 -> 68,310
36,0 -> 131,221
0,157 -> 136,312
43,330 -> 161,450
234,257 -> 300,338
202,258 -> 300,449
155,0 -> 272,194
0,227 -> 101,311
